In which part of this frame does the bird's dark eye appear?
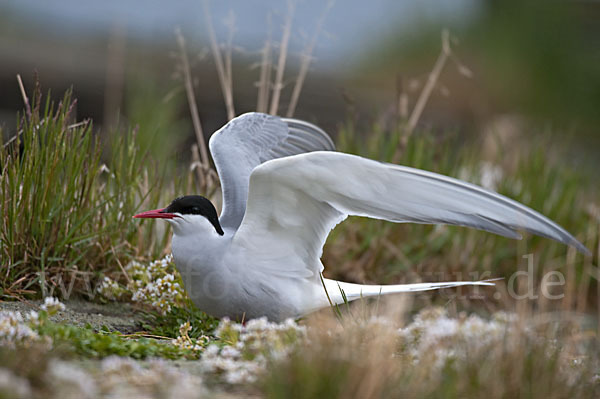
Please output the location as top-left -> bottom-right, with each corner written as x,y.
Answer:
191,206 -> 201,214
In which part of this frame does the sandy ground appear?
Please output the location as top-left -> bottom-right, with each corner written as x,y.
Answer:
0,299 -> 145,332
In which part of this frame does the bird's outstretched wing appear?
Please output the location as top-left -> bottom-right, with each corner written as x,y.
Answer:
209,113 -> 335,231
232,151 -> 589,278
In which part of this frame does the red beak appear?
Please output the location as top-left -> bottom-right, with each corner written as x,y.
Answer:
133,208 -> 180,219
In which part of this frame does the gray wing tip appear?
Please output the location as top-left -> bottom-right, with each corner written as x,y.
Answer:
532,226 -> 591,256
512,227 -> 590,256
524,230 -> 590,256
573,240 -> 592,256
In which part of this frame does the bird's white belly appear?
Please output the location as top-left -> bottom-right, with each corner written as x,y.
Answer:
175,257 -> 309,320
172,238 -> 319,321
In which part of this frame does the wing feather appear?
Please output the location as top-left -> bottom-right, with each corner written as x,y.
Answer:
232,151 -> 589,278
209,113 -> 335,230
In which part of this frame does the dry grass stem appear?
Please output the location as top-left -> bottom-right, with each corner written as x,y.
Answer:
202,0 -> 236,120
406,29 -> 451,136
269,0 -> 295,116
190,143 -> 206,190
223,10 -> 236,121
286,0 -> 334,117
111,244 -> 132,285
396,75 -> 409,119
3,76 -> 31,148
576,219 -> 596,313
16,74 -> 31,118
393,30 -> 451,163
562,246 -> 577,311
175,28 -> 210,168
256,13 -> 273,113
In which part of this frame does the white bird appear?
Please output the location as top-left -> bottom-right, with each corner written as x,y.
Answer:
134,113 -> 589,322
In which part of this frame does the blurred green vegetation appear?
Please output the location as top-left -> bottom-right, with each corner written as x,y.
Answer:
467,0 -> 600,127
359,0 -> 600,134
123,72 -> 189,164
0,84 -> 202,298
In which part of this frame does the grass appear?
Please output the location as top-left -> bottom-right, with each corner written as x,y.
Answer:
0,83 -> 206,299
262,308 -> 600,398
0,89 -> 103,296
141,304 -> 219,340
37,320 -> 201,360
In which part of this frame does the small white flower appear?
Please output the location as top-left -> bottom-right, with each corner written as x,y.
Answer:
40,297 -> 65,314
0,311 -> 48,348
25,311 -> 39,325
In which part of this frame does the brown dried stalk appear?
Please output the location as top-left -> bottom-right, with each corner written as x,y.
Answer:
286,0 -> 334,118
269,0 -> 295,116
393,29 -> 451,163
256,13 -> 273,113
406,29 -> 451,139
202,0 -> 236,120
17,74 -> 31,118
175,28 -> 210,168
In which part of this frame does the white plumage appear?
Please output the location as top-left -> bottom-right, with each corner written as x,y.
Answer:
135,112 -> 588,321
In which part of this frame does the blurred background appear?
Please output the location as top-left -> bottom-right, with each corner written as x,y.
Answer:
1,0 -> 598,160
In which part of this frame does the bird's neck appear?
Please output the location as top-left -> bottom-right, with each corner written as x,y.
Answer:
171,230 -> 230,277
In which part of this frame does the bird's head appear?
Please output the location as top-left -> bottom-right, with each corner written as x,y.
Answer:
133,195 -> 224,237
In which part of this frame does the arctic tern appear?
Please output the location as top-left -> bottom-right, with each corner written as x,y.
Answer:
134,113 -> 589,321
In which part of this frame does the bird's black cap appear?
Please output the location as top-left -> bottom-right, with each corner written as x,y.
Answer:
162,195 -> 224,235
